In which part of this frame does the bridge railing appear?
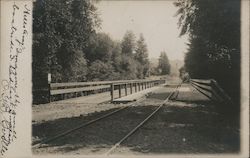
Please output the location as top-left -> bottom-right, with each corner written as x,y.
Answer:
110,80 -> 165,102
49,79 -> 166,102
190,79 -> 232,104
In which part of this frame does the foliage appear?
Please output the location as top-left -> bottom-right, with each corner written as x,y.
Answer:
60,50 -> 88,82
84,31 -> 150,80
158,52 -> 171,75
85,33 -> 114,63
87,60 -> 116,81
111,42 -> 123,73
135,34 -> 150,78
174,0 -> 240,102
33,0 -> 151,86
118,55 -> 138,80
33,0 -> 100,82
121,30 -> 136,55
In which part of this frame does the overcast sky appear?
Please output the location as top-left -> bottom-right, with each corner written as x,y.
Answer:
95,0 -> 188,60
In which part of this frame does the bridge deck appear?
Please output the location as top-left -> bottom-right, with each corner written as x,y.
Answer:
112,86 -> 161,103
33,85 -> 163,123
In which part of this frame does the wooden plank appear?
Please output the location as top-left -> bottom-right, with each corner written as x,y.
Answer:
130,83 -> 133,94
190,79 -> 224,102
190,81 -> 212,92
190,79 -> 212,85
51,81 -> 112,88
211,88 -> 224,102
135,83 -> 137,92
110,84 -> 114,102
125,84 -> 128,96
118,85 -> 122,98
51,79 -> 154,89
211,80 -> 232,102
191,83 -> 213,100
51,85 -> 110,95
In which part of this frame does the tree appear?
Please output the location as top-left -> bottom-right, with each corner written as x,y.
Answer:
121,30 -> 136,55
85,33 -> 114,63
184,37 -> 211,79
174,0 -> 240,103
158,52 -> 171,75
61,50 -> 88,82
33,0 -> 100,82
134,34 -> 150,78
135,34 -> 148,63
119,55 -> 138,80
111,41 -> 123,73
87,60 -> 117,81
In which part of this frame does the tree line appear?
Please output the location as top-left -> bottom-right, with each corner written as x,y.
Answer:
33,0 -> 171,85
174,0 -> 241,104
86,31 -> 151,81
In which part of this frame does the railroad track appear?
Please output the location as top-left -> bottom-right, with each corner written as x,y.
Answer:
32,97 -> 145,148
33,82 -> 182,154
104,82 -> 182,155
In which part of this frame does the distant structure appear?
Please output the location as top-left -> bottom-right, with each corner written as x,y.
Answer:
179,67 -> 190,82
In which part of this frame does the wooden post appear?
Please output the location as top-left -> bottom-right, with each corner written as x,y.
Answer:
138,83 -> 141,91
119,84 -> 121,98
61,94 -> 64,100
125,84 -> 128,96
130,83 -> 133,94
111,83 -> 114,102
135,83 -> 137,92
47,73 -> 51,102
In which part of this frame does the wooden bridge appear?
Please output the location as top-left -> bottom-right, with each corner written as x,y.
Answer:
34,79 -> 166,104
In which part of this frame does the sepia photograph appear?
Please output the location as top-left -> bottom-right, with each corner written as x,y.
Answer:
30,0 -> 245,156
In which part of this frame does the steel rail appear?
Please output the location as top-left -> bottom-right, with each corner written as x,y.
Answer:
104,82 -> 182,155
32,98 -> 144,148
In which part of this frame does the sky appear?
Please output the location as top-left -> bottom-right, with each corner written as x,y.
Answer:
95,0 -> 189,60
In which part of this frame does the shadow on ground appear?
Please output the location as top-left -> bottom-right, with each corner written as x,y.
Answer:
118,103 -> 240,154
32,86 -> 240,155
33,105 -> 160,154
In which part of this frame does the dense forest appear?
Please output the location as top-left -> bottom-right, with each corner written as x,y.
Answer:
174,0 -> 241,106
32,0 -> 171,86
